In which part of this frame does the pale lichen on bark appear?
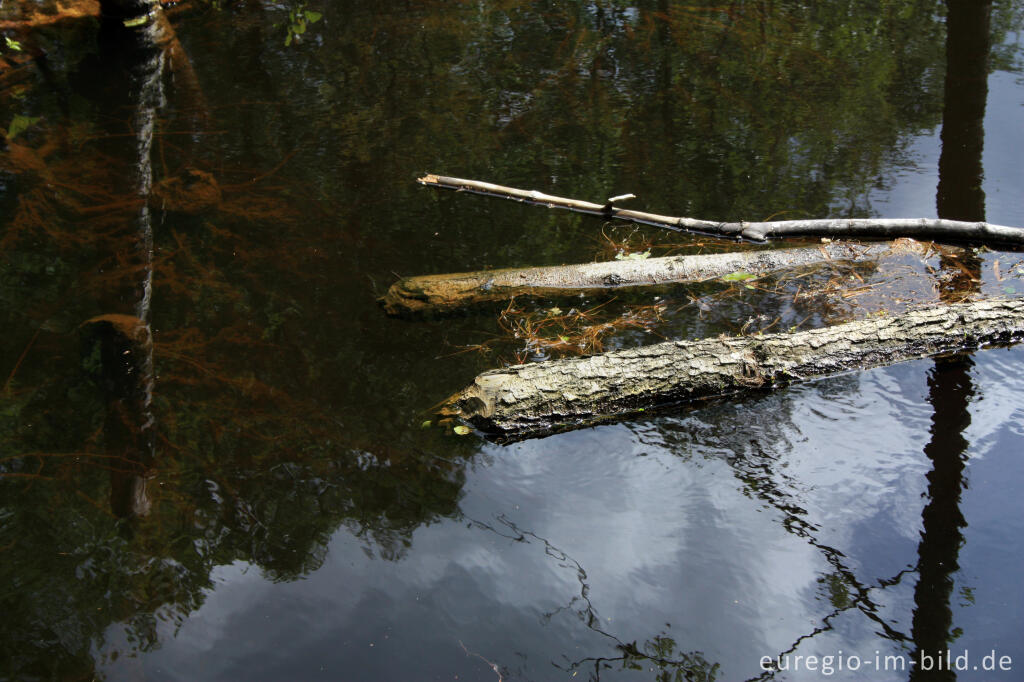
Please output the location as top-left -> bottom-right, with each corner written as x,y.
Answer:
443,298 -> 1024,438
381,241 -> 901,315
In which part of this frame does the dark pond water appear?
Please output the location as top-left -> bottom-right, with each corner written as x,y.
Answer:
2,1 -> 1024,680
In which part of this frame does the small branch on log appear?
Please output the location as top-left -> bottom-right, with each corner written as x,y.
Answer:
441,297 -> 1024,439
382,241 -> 909,315
418,174 -> 1024,247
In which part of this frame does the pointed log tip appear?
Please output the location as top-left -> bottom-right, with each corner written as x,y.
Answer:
418,173 -> 440,185
379,278 -> 451,316
435,379 -> 498,427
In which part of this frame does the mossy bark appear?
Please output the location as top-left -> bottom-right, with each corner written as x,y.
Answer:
443,298 -> 1024,438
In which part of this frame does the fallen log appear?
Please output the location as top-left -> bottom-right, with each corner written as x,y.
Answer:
419,174 -> 1024,247
382,241 -> 905,315
441,297 -> 1024,438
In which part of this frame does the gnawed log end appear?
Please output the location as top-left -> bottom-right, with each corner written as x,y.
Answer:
380,273 -> 498,315
379,279 -> 432,315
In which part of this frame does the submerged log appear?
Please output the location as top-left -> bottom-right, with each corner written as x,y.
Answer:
442,297 -> 1024,438
419,174 -> 1024,247
382,241 -> 904,315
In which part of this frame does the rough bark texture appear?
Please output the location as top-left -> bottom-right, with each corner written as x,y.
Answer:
419,174 -> 1024,247
443,298 -> 1024,438
382,241 -> 900,315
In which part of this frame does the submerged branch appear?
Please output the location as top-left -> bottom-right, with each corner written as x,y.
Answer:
441,297 -> 1024,439
381,241 -> 907,315
418,174 -> 1024,247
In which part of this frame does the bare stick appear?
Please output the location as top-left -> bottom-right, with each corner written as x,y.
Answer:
441,297 -> 1024,438
458,641 -> 504,682
418,174 -> 1024,247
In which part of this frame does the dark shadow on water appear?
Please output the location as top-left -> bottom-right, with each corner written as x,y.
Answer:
81,314 -> 156,520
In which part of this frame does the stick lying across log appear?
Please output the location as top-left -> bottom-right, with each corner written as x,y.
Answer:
382,241 -> 906,315
419,174 -> 1024,246
441,297 -> 1024,438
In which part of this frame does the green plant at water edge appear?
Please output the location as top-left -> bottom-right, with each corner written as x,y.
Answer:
284,3 -> 322,46
6,115 -> 40,140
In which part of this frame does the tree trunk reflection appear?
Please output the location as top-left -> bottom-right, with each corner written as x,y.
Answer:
910,1 -> 991,677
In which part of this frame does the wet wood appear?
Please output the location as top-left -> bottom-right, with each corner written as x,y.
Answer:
419,174 -> 1024,247
442,297 -> 1024,438
382,241 -> 906,315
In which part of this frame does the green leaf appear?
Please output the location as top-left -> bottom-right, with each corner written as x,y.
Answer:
5,37 -> 23,51
615,250 -> 651,261
284,33 -> 293,46
304,10 -> 322,22
722,271 -> 757,282
420,420 -> 432,429
547,307 -> 562,316
453,425 -> 471,435
7,115 -> 40,140
122,15 -> 149,27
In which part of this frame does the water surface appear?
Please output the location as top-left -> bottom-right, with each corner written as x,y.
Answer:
1,2 -> 1023,680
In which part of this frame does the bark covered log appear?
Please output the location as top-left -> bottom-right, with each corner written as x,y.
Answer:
382,241 -> 902,315
419,174 -> 1024,246
442,297 -> 1024,438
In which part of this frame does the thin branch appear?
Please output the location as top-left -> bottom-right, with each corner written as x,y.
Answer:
458,641 -> 504,682
3,328 -> 41,394
418,174 -> 1024,247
